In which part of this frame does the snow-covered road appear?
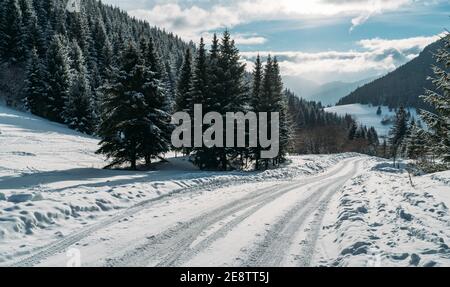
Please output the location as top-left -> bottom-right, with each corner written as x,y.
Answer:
9,158 -> 362,267
2,105 -> 450,267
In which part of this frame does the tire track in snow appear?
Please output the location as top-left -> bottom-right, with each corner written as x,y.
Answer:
9,158 -> 356,267
106,160 -> 355,267
8,175 -> 283,267
242,160 -> 362,267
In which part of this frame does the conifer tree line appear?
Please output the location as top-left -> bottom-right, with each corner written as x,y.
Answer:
0,0 -> 192,135
174,32 -> 291,170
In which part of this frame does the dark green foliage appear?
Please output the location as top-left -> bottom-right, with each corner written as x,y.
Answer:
0,0 -> 25,63
46,34 -> 71,123
96,41 -> 172,169
0,0 -> 193,130
389,106 -> 409,165
65,41 -> 96,134
175,49 -> 193,113
24,47 -> 48,117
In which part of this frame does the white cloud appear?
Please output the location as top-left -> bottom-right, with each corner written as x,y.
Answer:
128,0 -> 417,41
357,35 -> 442,52
240,34 -> 439,83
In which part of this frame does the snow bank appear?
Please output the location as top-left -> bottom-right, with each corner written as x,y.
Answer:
316,158 -> 450,267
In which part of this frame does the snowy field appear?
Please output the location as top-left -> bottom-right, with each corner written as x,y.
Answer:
325,104 -> 420,138
1,105 -> 449,267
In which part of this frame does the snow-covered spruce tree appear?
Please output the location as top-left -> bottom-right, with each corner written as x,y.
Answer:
97,41 -> 172,169
174,48 -> 193,155
175,48 -> 193,113
140,39 -> 173,166
97,42 -> 148,170
0,0 -> 25,63
24,47 -> 48,117
207,33 -> 220,112
271,57 -> 291,166
190,38 -> 218,169
258,56 -> 275,169
420,33 -> 450,165
140,37 -> 164,79
406,121 -> 427,160
389,106 -> 408,166
22,4 -> 46,58
251,55 -> 264,169
254,56 -> 291,169
46,34 -> 72,123
93,20 -> 114,80
65,41 -> 96,135
211,31 -> 249,170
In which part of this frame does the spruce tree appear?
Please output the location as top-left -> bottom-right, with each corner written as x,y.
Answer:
23,6 -> 46,58
140,40 -> 173,166
215,31 -> 249,170
0,0 -> 25,63
190,38 -> 217,169
175,48 -> 193,113
420,33 -> 450,164
389,106 -> 408,166
406,121 -> 426,160
191,38 -> 209,109
24,47 -> 48,117
97,42 -> 148,170
46,34 -> 72,123
251,55 -> 263,169
272,58 -> 291,165
65,41 -> 96,134
97,41 -> 172,169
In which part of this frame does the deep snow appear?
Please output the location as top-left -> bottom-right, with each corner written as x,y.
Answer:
1,105 -> 449,267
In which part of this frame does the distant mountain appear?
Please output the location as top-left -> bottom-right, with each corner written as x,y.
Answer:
282,76 -> 320,99
309,77 -> 377,106
337,39 -> 445,110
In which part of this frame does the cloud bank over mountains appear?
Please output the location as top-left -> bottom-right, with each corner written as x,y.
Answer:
241,34 -> 440,83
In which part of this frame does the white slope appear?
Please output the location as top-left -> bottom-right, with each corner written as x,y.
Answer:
325,104 -> 420,138
1,105 -> 449,267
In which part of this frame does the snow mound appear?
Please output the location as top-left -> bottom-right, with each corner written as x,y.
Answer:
316,158 -> 450,267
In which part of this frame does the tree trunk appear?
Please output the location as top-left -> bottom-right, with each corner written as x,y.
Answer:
221,151 -> 227,171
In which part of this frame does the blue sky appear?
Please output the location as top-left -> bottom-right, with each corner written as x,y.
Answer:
103,0 -> 449,84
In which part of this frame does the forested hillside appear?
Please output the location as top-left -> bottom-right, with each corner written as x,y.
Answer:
337,39 -> 445,110
0,0 -> 193,121
286,90 -> 380,155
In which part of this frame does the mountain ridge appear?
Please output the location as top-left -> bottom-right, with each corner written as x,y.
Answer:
337,39 -> 444,110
